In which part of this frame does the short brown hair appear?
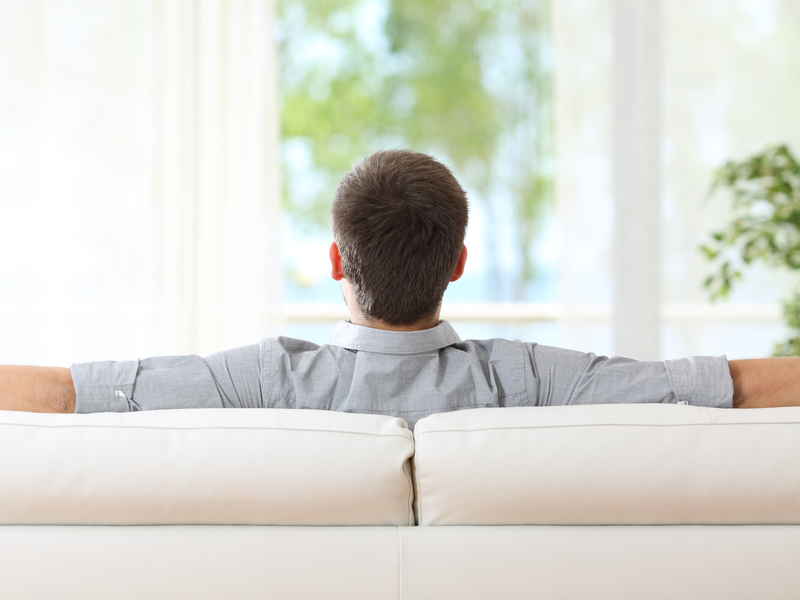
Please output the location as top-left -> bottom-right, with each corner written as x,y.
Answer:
332,150 -> 469,325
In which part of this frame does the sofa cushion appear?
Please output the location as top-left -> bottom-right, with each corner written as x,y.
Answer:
0,408 -> 415,525
413,404 -> 800,525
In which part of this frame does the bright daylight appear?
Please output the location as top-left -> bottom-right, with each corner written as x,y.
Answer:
1,1 -> 800,598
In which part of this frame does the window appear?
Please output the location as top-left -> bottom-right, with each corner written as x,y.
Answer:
557,0 -> 800,359
277,0 -> 558,345
1,0 -> 799,366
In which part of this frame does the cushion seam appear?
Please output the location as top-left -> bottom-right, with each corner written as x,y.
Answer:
0,423 -> 414,438
415,420 -> 800,435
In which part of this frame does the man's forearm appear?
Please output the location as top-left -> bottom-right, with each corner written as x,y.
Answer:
0,366 -> 76,413
729,358 -> 800,408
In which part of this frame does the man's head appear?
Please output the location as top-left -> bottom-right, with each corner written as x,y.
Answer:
330,149 -> 469,327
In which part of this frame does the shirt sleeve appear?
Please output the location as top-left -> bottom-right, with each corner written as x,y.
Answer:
524,344 -> 734,409
70,344 -> 264,413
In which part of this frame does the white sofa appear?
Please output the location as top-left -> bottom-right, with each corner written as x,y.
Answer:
1,404 -> 799,599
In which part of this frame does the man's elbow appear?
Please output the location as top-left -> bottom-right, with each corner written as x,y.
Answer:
50,390 -> 76,413
49,369 -> 76,413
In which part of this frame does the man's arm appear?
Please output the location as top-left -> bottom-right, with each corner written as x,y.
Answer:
2,354 -> 798,414
527,344 -> 800,410
0,366 -> 76,413
729,358 -> 800,408
1,344 -> 263,415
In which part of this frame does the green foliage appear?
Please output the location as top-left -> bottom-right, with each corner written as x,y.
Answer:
701,144 -> 800,355
277,0 -> 553,288
774,291 -> 800,356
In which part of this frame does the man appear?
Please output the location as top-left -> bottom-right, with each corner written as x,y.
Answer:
0,150 -> 796,427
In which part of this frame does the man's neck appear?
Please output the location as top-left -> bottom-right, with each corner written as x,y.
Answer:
340,280 -> 442,332
349,311 -> 441,332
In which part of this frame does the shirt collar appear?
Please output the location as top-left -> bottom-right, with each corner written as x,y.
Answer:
327,320 -> 462,354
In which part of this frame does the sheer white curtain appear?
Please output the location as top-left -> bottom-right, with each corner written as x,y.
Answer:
0,0 -> 282,366
556,0 -> 800,360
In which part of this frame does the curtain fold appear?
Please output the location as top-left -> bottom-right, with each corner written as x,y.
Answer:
153,0 -> 284,355
0,0 -> 282,364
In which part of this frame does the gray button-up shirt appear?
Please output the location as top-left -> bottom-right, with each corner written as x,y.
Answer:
71,320 -> 733,429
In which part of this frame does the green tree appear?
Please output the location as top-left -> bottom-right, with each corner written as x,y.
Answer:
277,0 -> 553,297
701,144 -> 800,356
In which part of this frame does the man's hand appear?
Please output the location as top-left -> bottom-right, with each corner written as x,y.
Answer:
729,358 -> 800,408
0,366 -> 76,413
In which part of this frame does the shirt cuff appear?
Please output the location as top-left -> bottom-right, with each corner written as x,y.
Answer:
70,359 -> 140,413
664,355 -> 733,408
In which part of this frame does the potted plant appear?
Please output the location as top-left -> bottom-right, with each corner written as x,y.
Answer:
701,144 -> 800,356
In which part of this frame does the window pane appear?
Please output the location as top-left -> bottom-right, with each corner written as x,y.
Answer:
276,0 -> 556,324
662,0 -> 800,358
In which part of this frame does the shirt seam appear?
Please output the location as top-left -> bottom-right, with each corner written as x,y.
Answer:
520,341 -> 532,406
328,347 -> 459,355
515,341 -> 525,404
262,341 -> 274,409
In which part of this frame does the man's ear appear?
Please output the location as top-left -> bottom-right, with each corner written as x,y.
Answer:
330,242 -> 345,281
449,245 -> 468,282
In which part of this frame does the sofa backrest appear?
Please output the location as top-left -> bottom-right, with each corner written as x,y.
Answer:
5,404 -> 800,527
412,403 -> 800,525
0,408 -> 415,526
